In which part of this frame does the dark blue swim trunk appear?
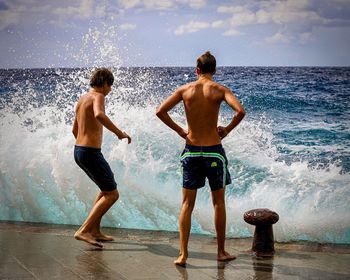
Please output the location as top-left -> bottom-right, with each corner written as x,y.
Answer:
180,144 -> 231,191
74,145 -> 117,192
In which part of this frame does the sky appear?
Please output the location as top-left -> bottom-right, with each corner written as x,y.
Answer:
0,0 -> 350,68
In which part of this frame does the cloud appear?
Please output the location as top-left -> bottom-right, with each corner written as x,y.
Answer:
118,0 -> 140,9
217,5 -> 247,14
211,20 -> 225,28
265,32 -> 290,43
120,23 -> 136,30
0,10 -> 20,30
118,0 -> 205,10
0,0 -> 108,30
0,1 -> 26,30
53,0 -> 94,19
223,29 -> 243,36
174,20 -> 210,35
179,0 -> 205,9
214,0 -> 350,43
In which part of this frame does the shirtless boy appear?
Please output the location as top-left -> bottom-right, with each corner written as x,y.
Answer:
156,51 -> 245,266
72,68 -> 131,248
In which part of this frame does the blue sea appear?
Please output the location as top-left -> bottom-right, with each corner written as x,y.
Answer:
0,66 -> 349,244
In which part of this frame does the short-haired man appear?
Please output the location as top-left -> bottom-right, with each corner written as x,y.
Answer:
72,68 -> 131,248
156,52 -> 245,265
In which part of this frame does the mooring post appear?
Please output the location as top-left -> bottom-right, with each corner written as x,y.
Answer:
244,208 -> 279,258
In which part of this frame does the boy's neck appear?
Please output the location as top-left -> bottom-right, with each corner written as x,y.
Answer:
91,86 -> 108,96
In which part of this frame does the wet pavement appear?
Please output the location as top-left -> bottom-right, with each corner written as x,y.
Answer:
1,221 -> 350,279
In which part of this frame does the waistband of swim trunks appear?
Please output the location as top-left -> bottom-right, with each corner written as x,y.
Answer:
184,144 -> 223,152
74,145 -> 101,152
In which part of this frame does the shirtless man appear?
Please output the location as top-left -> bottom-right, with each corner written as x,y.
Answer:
72,68 -> 131,248
156,51 -> 245,266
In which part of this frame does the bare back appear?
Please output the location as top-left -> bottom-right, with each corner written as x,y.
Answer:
75,92 -> 103,148
182,78 -> 225,146
156,72 -> 245,146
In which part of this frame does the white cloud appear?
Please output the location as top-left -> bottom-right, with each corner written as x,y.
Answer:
120,23 -> 136,30
118,0 -> 140,9
212,20 -> 226,28
145,0 -> 175,10
217,1 -> 326,28
223,29 -> 243,36
0,10 -> 20,30
118,0 -> 206,10
0,1 -> 103,30
95,4 -> 106,18
53,0 -> 94,19
228,10 -> 256,27
118,0 -> 174,10
174,20 -> 210,35
265,32 -> 290,43
0,1 -> 27,30
255,10 -> 271,24
217,5 -> 247,14
183,0 -> 205,9
48,19 -> 76,29
213,0 -> 350,42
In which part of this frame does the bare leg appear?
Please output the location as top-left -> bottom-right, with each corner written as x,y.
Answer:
211,187 -> 236,262
175,188 -> 197,267
74,189 -> 119,247
91,192 -> 115,241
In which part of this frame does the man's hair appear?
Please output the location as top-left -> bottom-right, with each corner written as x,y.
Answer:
90,68 -> 114,88
196,51 -> 216,74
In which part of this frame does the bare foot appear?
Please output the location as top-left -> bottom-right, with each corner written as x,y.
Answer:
217,251 -> 236,262
174,253 -> 187,267
74,231 -> 103,248
93,233 -> 114,242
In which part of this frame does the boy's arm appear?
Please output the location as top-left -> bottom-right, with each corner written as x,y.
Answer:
156,88 -> 188,139
93,93 -> 131,144
72,102 -> 79,139
218,88 -> 246,139
72,115 -> 78,139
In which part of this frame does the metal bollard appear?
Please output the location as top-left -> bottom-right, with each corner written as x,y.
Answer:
244,208 -> 279,258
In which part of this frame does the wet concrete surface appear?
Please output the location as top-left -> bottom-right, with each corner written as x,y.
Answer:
1,221 -> 350,279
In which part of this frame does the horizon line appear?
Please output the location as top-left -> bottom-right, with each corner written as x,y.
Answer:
1,65 -> 350,70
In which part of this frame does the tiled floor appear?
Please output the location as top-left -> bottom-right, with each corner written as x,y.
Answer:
1,221 -> 349,279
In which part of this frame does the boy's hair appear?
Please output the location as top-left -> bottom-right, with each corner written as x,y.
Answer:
90,68 -> 114,87
196,51 -> 216,74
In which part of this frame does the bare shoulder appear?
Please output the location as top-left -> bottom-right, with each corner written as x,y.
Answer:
84,91 -> 104,105
76,91 -> 99,109
78,92 -> 90,102
212,81 -> 232,94
173,82 -> 195,99
177,81 -> 194,92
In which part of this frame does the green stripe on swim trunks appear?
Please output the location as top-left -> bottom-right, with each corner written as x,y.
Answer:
180,152 -> 226,162
180,152 -> 227,186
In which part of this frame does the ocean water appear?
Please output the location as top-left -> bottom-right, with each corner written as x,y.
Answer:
1,66 -> 349,244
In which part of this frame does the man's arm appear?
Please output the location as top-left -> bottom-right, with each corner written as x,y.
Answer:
218,88 -> 246,139
156,88 -> 188,139
93,93 -> 131,144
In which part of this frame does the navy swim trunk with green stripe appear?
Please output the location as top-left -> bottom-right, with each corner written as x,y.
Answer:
180,144 -> 231,191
